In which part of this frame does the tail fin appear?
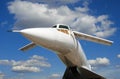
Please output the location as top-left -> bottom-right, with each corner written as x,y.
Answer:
63,66 -> 105,79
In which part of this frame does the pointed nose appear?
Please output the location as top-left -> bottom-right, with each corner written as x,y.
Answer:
20,28 -> 54,43
20,28 -> 40,41
20,28 -> 40,39
20,28 -> 57,50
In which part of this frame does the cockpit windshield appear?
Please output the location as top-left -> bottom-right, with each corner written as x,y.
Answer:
59,25 -> 69,30
52,24 -> 70,30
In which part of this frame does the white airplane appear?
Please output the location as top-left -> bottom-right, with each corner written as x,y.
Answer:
13,24 -> 113,79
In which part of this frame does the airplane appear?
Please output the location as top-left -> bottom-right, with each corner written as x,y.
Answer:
12,24 -> 113,79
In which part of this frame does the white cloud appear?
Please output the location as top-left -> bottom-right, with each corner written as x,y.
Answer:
24,0 -> 79,6
0,55 -> 51,73
12,65 -> 40,73
49,74 -> 61,79
117,54 -> 120,58
0,72 -> 4,79
0,60 -> 12,65
8,0 -> 116,38
31,55 -> 47,60
96,66 -> 120,79
51,74 -> 61,78
116,65 -> 120,68
88,57 -> 110,67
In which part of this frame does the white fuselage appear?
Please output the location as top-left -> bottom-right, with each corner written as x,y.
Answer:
20,28 -> 90,69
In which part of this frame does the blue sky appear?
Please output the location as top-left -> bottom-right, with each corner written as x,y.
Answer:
0,0 -> 120,79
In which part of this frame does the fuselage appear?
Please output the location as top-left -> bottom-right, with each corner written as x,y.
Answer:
20,24 -> 91,70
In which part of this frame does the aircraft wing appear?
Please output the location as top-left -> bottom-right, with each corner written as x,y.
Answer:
73,31 -> 113,46
19,42 -> 36,51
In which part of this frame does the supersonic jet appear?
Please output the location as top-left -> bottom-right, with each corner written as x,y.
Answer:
13,24 -> 113,79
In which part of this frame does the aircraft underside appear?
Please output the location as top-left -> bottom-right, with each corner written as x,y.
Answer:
63,66 -> 105,79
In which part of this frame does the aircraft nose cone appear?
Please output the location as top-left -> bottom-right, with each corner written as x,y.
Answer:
19,28 -> 61,52
20,29 -> 33,35
21,28 -> 47,37
20,28 -> 55,46
20,28 -> 46,40
20,29 -> 36,41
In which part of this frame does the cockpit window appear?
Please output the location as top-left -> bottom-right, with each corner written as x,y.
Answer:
59,25 -> 69,30
52,25 -> 57,28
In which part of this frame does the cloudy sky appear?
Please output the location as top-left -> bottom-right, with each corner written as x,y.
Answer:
0,0 -> 120,79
